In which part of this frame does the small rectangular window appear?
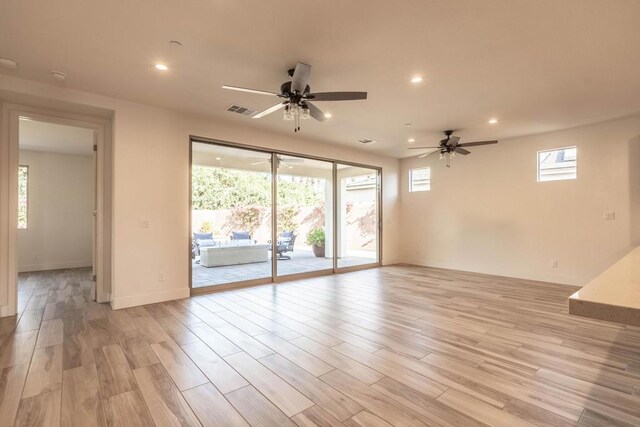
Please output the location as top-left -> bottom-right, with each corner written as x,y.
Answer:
537,146 -> 577,182
18,165 -> 28,229
409,167 -> 430,192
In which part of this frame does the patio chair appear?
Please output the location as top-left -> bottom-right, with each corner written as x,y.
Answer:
192,232 -> 216,262
268,231 -> 296,260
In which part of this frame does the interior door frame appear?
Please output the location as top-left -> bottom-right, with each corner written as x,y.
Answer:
188,136 -> 382,294
1,103 -> 112,316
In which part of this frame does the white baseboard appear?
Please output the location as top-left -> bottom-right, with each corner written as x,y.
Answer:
96,291 -> 111,304
18,261 -> 92,273
110,287 -> 190,310
403,258 -> 585,287
0,304 -> 17,317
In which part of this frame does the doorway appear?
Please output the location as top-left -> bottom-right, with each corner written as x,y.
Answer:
17,118 -> 96,308
1,104 -> 112,317
190,138 -> 382,292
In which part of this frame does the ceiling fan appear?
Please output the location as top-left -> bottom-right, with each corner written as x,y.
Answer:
249,155 -> 305,169
408,130 -> 498,167
222,62 -> 367,132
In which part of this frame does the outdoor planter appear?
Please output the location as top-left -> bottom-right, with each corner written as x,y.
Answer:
312,244 -> 325,258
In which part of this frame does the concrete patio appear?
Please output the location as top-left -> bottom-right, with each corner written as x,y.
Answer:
192,248 -> 376,287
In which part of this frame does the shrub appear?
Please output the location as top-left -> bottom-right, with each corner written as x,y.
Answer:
306,228 -> 325,247
199,221 -> 213,233
229,206 -> 264,234
278,206 -> 299,233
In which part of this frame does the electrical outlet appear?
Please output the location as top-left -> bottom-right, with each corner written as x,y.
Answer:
139,219 -> 150,228
551,260 -> 558,268
603,212 -> 616,220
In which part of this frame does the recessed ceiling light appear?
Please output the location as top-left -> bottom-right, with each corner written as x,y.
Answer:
405,123 -> 412,126
0,57 -> 18,70
215,157 -> 221,160
288,166 -> 293,169
50,71 -> 67,81
324,113 -> 332,119
155,63 -> 169,71
408,138 -> 415,143
488,118 -> 499,124
410,76 -> 423,84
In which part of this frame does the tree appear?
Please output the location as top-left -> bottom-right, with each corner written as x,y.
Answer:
192,166 -> 323,210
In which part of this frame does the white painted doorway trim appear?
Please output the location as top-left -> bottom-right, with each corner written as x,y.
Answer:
1,103 -> 112,316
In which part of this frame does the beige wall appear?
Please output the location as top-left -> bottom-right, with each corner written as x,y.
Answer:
400,115 -> 640,285
0,75 -> 401,312
18,150 -> 94,272
4,73 -> 638,315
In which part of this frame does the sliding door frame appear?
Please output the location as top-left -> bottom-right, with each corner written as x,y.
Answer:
189,135 -> 382,294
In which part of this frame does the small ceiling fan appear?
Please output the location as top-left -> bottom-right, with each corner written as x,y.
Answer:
408,130 -> 498,167
249,155 -> 305,169
222,62 -> 367,132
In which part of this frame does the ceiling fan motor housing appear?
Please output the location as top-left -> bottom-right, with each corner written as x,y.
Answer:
280,81 -> 311,96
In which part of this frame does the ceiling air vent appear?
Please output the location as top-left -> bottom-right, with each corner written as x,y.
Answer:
226,104 -> 257,117
358,138 -> 379,145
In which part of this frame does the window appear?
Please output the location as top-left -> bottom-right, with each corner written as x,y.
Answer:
18,165 -> 28,229
409,167 -> 430,192
537,146 -> 577,182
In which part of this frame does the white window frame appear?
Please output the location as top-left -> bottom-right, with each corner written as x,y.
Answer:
537,146 -> 577,182
409,167 -> 431,192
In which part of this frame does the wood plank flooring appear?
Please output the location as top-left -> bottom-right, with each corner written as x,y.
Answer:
1,267 -> 640,426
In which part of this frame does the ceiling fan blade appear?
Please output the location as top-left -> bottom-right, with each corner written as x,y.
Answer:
251,161 -> 268,165
306,102 -> 326,122
446,136 -> 461,146
221,85 -> 281,97
408,146 -> 441,149
252,102 -> 288,119
280,158 -> 305,163
454,148 -> 471,155
291,62 -> 312,94
458,140 -> 498,147
307,92 -> 368,101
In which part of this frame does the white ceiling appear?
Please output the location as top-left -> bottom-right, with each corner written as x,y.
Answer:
19,119 -> 94,156
2,0 -> 640,158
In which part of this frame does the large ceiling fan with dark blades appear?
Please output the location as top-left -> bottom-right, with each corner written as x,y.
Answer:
408,130 -> 498,167
222,62 -> 367,132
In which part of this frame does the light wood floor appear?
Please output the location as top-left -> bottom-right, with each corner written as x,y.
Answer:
2,266 -> 640,426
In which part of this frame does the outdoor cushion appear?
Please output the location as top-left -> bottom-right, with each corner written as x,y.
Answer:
196,239 -> 217,247
194,232 -> 213,240
231,231 -> 251,240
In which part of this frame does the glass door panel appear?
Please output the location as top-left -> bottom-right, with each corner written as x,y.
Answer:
191,142 -> 272,288
275,155 -> 334,277
336,165 -> 380,268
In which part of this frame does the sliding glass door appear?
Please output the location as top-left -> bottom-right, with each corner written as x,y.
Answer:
276,155 -> 334,277
190,139 -> 381,291
336,164 -> 380,268
191,142 -> 272,288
